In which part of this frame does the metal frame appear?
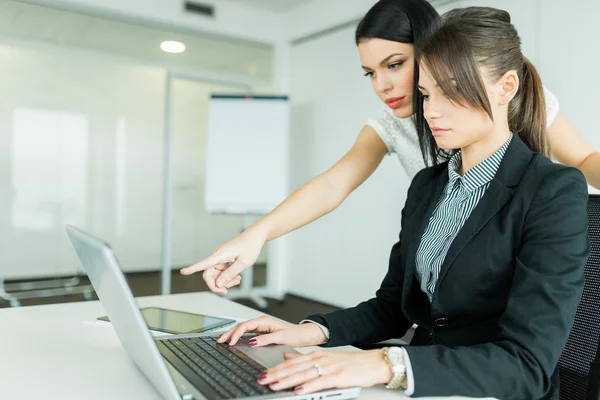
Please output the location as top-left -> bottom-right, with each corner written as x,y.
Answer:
160,71 -> 174,296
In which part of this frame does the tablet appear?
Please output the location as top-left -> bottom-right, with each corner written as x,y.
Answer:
97,307 -> 236,334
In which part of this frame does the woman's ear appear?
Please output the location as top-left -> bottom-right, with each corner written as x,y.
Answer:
498,70 -> 519,106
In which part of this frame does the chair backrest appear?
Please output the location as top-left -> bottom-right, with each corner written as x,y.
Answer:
559,195 -> 600,400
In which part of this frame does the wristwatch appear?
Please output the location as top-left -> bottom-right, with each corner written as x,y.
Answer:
383,346 -> 407,390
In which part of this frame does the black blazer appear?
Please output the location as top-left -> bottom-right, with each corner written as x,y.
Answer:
307,136 -> 590,400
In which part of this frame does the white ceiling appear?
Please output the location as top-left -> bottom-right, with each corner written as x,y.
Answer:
222,0 -> 313,13
0,1 -> 274,81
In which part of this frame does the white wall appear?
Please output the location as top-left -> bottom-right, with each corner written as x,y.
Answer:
0,43 -> 164,278
0,43 -> 258,279
284,0 -> 377,42
537,0 -> 600,194
287,24 -> 408,307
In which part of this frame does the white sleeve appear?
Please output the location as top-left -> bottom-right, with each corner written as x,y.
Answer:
543,85 -> 560,127
299,319 -> 330,340
402,347 -> 415,396
366,106 -> 397,155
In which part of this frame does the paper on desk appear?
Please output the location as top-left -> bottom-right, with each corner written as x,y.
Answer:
82,316 -> 248,337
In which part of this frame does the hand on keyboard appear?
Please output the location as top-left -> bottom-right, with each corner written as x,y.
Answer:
217,316 -> 328,348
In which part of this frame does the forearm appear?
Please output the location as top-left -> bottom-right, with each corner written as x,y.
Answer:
311,297 -> 412,348
247,174 -> 347,243
297,322 -> 329,347
578,151 -> 600,189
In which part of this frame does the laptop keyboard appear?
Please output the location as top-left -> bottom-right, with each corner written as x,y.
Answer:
158,336 -> 276,400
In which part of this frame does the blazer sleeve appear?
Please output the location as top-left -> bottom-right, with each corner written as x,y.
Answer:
403,167 -> 589,399
303,171 -> 429,348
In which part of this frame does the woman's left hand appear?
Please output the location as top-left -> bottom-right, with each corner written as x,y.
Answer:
257,349 -> 393,395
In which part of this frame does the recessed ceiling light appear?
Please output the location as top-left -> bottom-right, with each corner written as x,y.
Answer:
160,41 -> 186,54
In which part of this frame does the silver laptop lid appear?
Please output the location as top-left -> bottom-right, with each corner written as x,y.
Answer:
66,225 -> 181,400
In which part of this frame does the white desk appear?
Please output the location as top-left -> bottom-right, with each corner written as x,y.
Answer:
0,292 -> 488,400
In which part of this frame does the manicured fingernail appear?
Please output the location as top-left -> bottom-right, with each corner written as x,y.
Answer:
248,339 -> 257,346
258,373 -> 267,382
295,387 -> 304,394
270,381 -> 279,387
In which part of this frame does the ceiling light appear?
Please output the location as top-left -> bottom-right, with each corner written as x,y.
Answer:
160,41 -> 186,54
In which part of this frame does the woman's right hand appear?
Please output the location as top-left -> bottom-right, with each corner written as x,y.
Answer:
180,228 -> 267,295
217,316 -> 328,348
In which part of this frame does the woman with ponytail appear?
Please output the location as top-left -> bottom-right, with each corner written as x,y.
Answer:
215,7 -> 589,400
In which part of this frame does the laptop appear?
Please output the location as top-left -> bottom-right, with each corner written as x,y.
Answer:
66,225 -> 361,400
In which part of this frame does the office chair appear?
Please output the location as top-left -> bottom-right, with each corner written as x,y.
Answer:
558,194 -> 600,400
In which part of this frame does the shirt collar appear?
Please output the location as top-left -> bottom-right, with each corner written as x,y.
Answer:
447,135 -> 513,193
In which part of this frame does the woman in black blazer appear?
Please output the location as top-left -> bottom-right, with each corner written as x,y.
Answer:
218,7 -> 590,400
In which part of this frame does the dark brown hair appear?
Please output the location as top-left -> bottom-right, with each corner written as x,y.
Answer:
416,6 -> 550,163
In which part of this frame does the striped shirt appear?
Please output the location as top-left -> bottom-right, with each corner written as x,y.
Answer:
415,135 -> 513,301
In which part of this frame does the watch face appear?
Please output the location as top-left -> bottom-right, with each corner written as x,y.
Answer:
388,347 -> 404,365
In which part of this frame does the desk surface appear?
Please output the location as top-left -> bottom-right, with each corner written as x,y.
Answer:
0,292 -> 488,400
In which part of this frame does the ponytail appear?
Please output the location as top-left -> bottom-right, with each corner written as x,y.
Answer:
508,57 -> 550,157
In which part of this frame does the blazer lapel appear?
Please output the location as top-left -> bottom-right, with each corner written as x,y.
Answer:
433,180 -> 514,291
402,166 -> 449,298
433,136 -> 534,295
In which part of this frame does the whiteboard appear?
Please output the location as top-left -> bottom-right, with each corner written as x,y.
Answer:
205,95 -> 290,215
